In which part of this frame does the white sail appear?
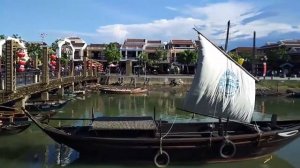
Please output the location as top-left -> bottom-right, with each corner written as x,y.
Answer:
182,33 -> 256,123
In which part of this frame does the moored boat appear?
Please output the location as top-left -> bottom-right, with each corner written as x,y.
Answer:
25,99 -> 70,111
0,121 -> 31,136
99,87 -> 148,94
23,30 -> 300,167
0,106 -> 31,136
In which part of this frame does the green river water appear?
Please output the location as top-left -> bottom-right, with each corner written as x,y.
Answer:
0,91 -> 300,168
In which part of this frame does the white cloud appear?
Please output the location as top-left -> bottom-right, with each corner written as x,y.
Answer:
49,1 -> 300,45
165,6 -> 178,11
96,17 -> 202,43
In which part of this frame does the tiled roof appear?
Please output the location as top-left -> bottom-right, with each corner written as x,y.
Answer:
145,46 -> 160,50
230,47 -> 253,53
171,40 -> 194,45
89,44 -> 106,48
260,40 -> 300,49
147,40 -> 161,43
123,44 -> 144,48
126,39 -> 145,43
72,43 -> 85,47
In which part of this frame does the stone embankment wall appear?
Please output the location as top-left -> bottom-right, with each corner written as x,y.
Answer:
99,75 -> 194,85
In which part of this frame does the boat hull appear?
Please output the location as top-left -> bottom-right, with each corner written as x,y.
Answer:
0,122 -> 31,136
43,122 -> 300,162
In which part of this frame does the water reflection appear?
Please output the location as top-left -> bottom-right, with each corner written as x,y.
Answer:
1,91 -> 300,167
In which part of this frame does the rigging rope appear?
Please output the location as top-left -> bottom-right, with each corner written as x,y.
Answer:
159,115 -> 177,154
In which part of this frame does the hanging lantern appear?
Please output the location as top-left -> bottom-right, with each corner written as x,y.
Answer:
50,54 -> 57,60
18,59 -> 26,65
17,51 -> 26,58
51,60 -> 57,66
18,65 -> 25,72
18,68 -> 25,72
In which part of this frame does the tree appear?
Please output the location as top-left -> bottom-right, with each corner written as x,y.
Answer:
176,50 -> 198,74
264,47 -> 290,71
155,47 -> 168,62
138,52 -> 149,75
0,34 -> 5,39
50,39 -> 69,66
228,52 -> 241,62
138,52 -> 149,64
104,43 -> 121,64
25,42 -> 43,68
12,34 -> 22,40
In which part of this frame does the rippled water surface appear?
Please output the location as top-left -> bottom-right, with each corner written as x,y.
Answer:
1,91 -> 300,168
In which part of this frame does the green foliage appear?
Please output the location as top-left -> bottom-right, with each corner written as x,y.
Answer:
104,43 -> 121,63
176,50 -> 198,74
265,47 -> 289,62
51,39 -> 60,51
12,34 -> 22,40
228,52 -> 241,62
176,50 -> 198,65
154,47 -> 167,62
0,34 -> 5,39
26,42 -> 42,59
138,52 -> 149,64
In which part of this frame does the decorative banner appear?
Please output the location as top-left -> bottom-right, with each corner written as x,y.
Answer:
263,62 -> 267,77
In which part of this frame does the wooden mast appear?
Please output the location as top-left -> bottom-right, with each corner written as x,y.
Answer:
224,20 -> 230,52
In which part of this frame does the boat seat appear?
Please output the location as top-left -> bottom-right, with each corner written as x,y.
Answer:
90,116 -> 157,131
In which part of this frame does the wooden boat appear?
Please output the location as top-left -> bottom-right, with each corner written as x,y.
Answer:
25,99 -> 70,111
287,92 -> 300,98
0,106 -> 31,136
0,122 -> 31,136
99,87 -> 148,94
23,31 -> 300,167
0,106 -> 29,123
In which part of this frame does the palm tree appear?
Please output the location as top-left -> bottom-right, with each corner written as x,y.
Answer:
176,50 -> 198,74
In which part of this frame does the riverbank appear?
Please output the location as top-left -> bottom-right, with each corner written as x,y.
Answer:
100,75 -> 300,97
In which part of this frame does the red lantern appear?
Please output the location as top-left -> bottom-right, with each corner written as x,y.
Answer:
50,54 -> 57,60
17,52 -> 25,57
18,68 -> 25,72
18,59 -> 26,65
51,61 -> 57,66
18,65 -> 25,72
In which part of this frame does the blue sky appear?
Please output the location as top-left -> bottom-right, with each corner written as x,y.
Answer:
1,0 -> 300,49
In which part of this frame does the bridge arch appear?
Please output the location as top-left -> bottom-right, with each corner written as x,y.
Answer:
56,38 -> 75,60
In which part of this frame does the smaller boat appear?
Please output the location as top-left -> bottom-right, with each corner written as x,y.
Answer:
287,92 -> 300,98
0,121 -> 31,136
0,106 -> 29,123
99,87 -> 148,94
0,106 -> 31,136
25,99 -> 70,111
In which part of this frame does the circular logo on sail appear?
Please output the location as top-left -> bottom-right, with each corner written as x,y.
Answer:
218,70 -> 239,97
